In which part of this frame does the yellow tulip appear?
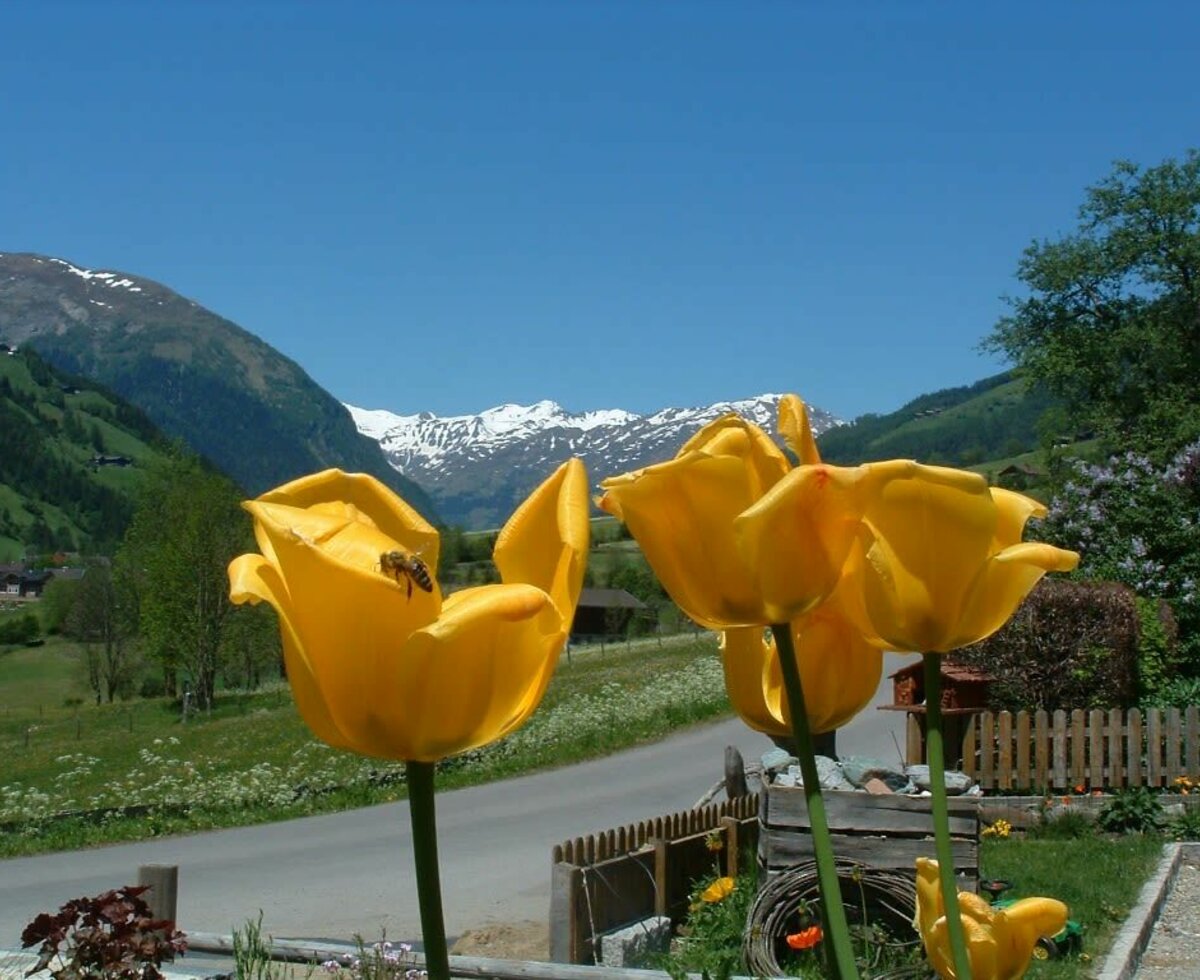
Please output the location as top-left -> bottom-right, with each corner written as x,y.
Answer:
598,396 -> 872,629
720,600 -> 882,735
827,460 -> 1080,653
228,461 -> 589,762
915,858 -> 1068,980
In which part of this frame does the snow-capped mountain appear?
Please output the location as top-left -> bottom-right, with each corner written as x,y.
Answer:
347,395 -> 842,529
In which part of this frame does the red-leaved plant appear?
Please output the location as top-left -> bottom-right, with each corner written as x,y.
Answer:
21,885 -> 187,980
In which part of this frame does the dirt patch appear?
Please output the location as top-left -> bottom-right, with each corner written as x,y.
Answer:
450,921 -> 549,962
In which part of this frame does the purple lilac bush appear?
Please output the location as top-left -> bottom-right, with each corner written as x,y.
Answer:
1044,441 -> 1200,678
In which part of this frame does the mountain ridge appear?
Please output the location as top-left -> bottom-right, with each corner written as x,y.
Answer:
0,252 -> 436,516
347,394 -> 842,529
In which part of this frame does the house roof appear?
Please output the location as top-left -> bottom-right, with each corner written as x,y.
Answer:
889,660 -> 993,683
577,588 -> 647,609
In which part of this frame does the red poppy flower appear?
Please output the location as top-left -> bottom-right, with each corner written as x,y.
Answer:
786,926 -> 823,950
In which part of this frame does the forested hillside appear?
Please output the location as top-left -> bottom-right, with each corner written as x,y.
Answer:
0,347 -> 173,558
816,371 -> 1057,465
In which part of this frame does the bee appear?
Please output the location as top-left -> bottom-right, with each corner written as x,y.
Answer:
379,549 -> 435,599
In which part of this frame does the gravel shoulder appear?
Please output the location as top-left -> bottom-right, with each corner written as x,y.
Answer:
1135,853 -> 1200,979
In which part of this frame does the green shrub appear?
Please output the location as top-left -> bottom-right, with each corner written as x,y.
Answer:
659,870 -> 755,980
1097,788 -> 1165,834
1136,597 -> 1179,703
0,612 -> 40,645
1167,807 -> 1200,841
1143,675 -> 1200,708
1030,807 -> 1096,841
958,579 -> 1139,710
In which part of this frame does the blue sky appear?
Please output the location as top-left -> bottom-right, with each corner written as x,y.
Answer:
2,2 -> 1197,422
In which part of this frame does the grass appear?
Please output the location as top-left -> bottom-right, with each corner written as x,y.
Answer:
0,632 -> 730,857
979,834 -> 1165,978
661,835 -> 1165,979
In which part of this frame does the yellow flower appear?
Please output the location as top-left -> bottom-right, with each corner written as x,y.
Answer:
700,877 -> 736,903
228,461 -> 589,762
915,858 -> 1067,980
720,597 -> 882,735
829,463 -> 1080,653
598,396 -> 874,629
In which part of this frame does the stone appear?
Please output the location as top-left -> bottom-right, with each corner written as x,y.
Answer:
773,771 -> 797,787
815,755 -> 855,792
599,916 -> 672,968
841,756 -> 909,792
863,777 -> 893,795
761,747 -> 798,773
905,765 -> 976,795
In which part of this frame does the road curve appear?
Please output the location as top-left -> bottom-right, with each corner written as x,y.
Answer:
0,653 -> 912,947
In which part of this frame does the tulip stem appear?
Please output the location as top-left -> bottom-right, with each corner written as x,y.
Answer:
771,624 -> 860,980
406,760 -> 450,980
923,653 -> 973,980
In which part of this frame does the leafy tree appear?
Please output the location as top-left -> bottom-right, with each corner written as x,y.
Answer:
39,576 -> 80,635
222,602 -> 281,690
986,151 -> 1200,459
119,452 -> 250,708
0,612 -> 40,645
608,560 -> 665,605
65,562 -> 140,703
436,525 -> 464,578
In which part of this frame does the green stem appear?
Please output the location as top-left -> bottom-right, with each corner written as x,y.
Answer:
407,760 -> 450,980
923,653 -> 973,980
772,624 -> 860,980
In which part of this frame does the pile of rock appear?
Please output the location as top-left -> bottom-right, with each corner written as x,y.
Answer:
761,748 -> 981,797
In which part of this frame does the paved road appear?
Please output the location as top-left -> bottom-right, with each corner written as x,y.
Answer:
0,654 -> 914,949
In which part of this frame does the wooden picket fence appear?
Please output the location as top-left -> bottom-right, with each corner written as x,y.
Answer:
549,794 -> 760,965
951,706 -> 1200,791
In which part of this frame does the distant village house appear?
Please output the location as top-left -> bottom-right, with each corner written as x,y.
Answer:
0,563 -> 86,599
571,587 -> 649,639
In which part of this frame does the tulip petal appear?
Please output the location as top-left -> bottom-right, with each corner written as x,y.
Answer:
679,414 -> 791,497
256,468 -> 440,569
383,584 -> 564,761
788,609 -> 883,733
720,627 -> 784,735
240,498 -> 441,747
494,459 -> 589,623
721,609 -> 882,736
777,394 -> 821,465
599,452 -> 777,628
734,463 -> 869,623
946,542 -> 1081,650
854,461 -> 997,651
989,487 -> 1048,549
228,554 -> 354,751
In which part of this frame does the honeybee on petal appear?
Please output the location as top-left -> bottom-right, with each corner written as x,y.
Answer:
378,549 -> 435,599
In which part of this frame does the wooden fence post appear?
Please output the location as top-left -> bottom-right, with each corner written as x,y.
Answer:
653,839 -> 669,919
723,746 -> 747,800
1128,708 -> 1143,787
721,816 -> 740,878
137,864 -> 179,960
549,862 -> 583,964
1187,707 -> 1200,776
1108,707 -> 1124,789
906,714 -> 923,766
1148,708 -> 1163,788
